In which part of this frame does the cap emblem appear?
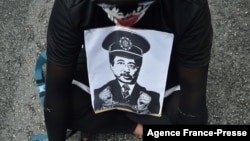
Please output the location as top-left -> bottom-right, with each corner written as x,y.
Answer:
119,37 -> 132,51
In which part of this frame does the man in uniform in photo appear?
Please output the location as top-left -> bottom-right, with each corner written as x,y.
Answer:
94,30 -> 160,115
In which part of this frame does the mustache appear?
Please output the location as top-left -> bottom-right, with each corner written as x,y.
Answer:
120,73 -> 132,79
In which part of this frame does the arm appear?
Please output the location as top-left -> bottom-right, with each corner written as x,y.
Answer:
175,0 -> 213,124
44,0 -> 82,140
44,61 -> 76,140
177,64 -> 209,124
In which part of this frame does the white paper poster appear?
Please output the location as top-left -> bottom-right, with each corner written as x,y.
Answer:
84,26 -> 174,116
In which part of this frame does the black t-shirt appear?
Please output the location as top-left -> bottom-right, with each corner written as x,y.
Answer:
45,0 -> 213,137
47,0 -> 213,90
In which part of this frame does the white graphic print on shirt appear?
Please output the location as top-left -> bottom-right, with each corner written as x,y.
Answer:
97,1 -> 155,26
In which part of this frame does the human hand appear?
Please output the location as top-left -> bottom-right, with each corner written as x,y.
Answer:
137,91 -> 152,111
99,86 -> 113,105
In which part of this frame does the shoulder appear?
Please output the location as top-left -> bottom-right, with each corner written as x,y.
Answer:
61,0 -> 85,8
50,0 -> 88,20
136,84 -> 160,97
170,0 -> 208,7
170,0 -> 209,16
147,91 -> 160,99
55,0 -> 93,14
94,80 -> 117,91
153,0 -> 210,33
158,0 -> 208,8
186,0 -> 208,6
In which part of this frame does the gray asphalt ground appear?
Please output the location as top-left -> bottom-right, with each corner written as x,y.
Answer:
0,0 -> 249,140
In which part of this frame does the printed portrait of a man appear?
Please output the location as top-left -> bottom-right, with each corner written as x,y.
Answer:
93,30 -> 160,114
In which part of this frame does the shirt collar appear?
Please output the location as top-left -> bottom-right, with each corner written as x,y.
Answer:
97,1 -> 155,26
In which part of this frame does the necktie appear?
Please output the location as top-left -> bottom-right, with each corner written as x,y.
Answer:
122,84 -> 130,99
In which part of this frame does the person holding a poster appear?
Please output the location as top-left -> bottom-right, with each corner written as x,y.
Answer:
44,0 -> 213,140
